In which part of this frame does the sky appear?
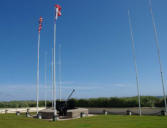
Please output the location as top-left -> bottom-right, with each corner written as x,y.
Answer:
0,0 -> 167,101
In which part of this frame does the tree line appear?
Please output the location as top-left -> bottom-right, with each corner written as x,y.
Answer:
0,96 -> 165,108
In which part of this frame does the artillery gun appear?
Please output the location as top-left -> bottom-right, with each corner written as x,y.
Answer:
56,89 -> 75,116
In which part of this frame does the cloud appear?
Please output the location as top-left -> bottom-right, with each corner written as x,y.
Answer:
112,83 -> 130,87
0,82 -> 139,101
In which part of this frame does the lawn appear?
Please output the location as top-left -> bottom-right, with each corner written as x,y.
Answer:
0,114 -> 167,128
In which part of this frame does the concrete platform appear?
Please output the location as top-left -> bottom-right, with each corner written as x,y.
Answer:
67,108 -> 88,118
39,108 -> 88,119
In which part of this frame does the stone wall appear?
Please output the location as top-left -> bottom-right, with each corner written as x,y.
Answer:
0,107 -> 45,114
87,107 -> 165,115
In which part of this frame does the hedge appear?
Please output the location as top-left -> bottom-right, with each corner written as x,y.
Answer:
0,96 -> 165,108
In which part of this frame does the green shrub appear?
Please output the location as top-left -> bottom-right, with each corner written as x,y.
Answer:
0,96 -> 166,108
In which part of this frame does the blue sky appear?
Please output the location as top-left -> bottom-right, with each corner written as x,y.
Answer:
0,0 -> 167,101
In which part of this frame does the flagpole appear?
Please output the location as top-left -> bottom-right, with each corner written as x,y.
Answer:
52,48 -> 54,108
58,44 -> 62,101
53,7 -> 58,120
149,0 -> 167,112
36,32 -> 40,115
44,52 -> 47,108
128,10 -> 142,116
36,17 -> 43,115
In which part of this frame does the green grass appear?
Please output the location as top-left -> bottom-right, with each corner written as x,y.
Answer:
0,114 -> 167,128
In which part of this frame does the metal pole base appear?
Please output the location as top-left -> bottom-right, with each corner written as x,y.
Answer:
80,112 -> 86,118
161,110 -> 167,116
127,110 -> 132,116
105,111 -> 108,115
26,112 -> 30,117
37,113 -> 42,119
16,111 -> 20,116
103,110 -> 108,115
52,115 -> 59,121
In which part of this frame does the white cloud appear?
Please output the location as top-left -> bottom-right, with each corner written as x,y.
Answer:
0,82 -> 160,101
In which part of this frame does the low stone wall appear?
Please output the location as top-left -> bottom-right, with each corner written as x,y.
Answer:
87,107 -> 165,115
67,108 -> 88,118
39,108 -> 89,119
0,107 -> 165,116
0,107 -> 45,114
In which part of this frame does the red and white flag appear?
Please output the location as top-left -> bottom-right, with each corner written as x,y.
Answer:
38,17 -> 43,33
55,4 -> 62,21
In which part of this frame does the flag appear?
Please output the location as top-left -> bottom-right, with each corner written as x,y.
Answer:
55,4 -> 62,21
38,17 -> 43,33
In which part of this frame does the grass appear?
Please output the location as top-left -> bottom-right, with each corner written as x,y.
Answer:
0,114 -> 167,128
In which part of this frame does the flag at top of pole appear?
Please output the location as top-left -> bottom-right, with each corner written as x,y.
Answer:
55,4 -> 62,21
38,17 -> 43,33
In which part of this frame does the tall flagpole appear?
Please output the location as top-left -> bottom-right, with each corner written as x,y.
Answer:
58,44 -> 62,101
36,32 -> 40,114
52,48 -> 54,108
128,10 -> 142,116
149,0 -> 167,112
44,52 -> 47,108
53,4 -> 62,121
53,19 -> 57,118
36,17 -> 43,115
53,7 -> 58,120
